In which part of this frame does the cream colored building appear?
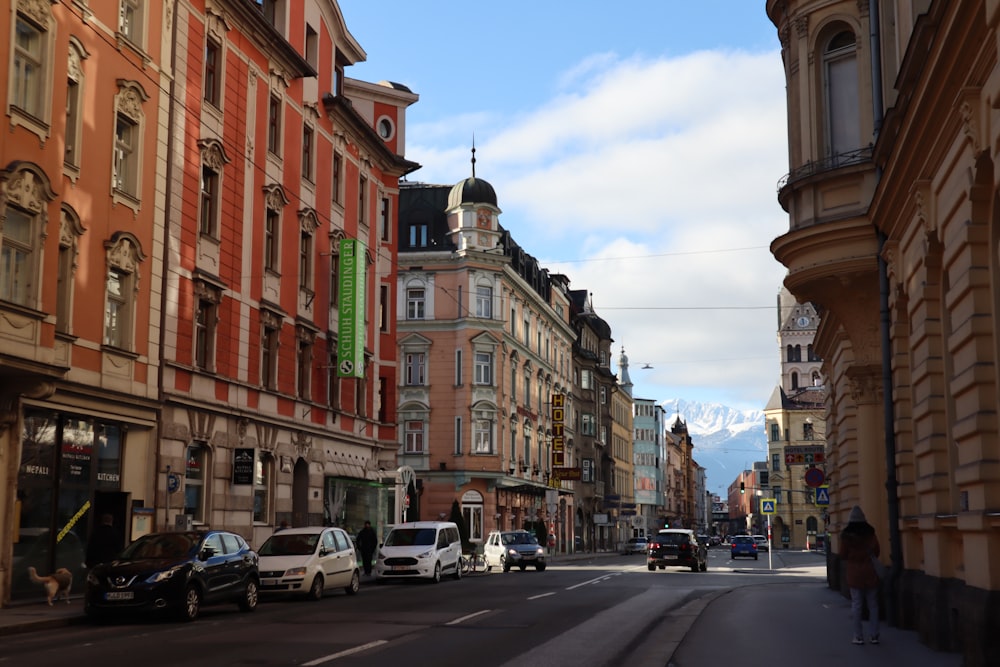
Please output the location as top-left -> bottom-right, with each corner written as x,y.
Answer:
768,2 -> 1000,662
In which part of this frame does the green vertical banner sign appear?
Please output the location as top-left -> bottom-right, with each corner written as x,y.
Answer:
337,238 -> 366,378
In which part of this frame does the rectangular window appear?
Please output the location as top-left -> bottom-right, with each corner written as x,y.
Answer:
264,209 -> 279,270
120,0 -> 145,46
305,24 -> 318,68
267,95 -> 281,154
405,421 -> 424,454
771,453 -> 780,472
769,423 -> 780,442
113,114 -> 138,196
65,78 -> 81,165
378,376 -> 387,422
406,288 -> 425,320
408,224 -> 427,248
454,417 -> 463,455
405,353 -> 425,386
380,285 -> 389,333
184,445 -> 207,523
582,413 -> 596,436
524,372 -> 531,404
803,422 -> 815,440
328,350 -> 339,408
476,286 -> 492,318
455,349 -> 463,385
194,299 -> 217,370
204,39 -> 220,107
13,16 -> 44,118
474,419 -> 492,454
474,352 -> 492,385
253,452 -> 271,523
0,208 -> 34,306
200,166 -> 219,237
523,317 -> 530,345
297,338 -> 312,399
380,196 -> 390,242
261,324 -> 278,389
104,268 -> 130,348
302,125 -> 314,181
581,369 -> 593,390
332,152 -> 343,204
599,385 -> 607,404
358,175 -> 368,226
299,231 -> 312,289
56,243 -> 72,333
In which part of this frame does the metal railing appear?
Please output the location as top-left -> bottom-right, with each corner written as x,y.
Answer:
776,146 -> 874,192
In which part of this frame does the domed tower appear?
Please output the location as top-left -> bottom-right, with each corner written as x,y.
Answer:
446,146 -> 502,253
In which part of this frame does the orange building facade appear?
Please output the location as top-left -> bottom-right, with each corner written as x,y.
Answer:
159,0 -> 417,549
1,0 -> 168,603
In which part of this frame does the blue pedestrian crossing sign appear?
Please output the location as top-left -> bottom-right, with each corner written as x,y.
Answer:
760,499 -> 776,514
815,485 -> 830,506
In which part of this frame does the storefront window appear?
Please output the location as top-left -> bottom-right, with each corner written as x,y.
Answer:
253,452 -> 272,523
185,444 -> 207,523
324,477 -> 388,538
96,424 -> 122,488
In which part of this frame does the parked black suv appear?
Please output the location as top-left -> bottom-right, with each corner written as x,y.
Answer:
647,529 -> 708,572
85,530 -> 260,621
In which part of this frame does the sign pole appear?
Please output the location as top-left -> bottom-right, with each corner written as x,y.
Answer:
768,513 -> 772,570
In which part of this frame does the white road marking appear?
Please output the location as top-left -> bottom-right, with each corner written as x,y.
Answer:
565,572 -> 621,590
301,640 -> 388,665
528,592 -> 555,600
445,609 -> 492,626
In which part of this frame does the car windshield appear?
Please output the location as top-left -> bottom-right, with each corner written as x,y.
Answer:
384,528 -> 436,547
121,533 -> 198,560
655,533 -> 689,546
502,533 -> 537,545
734,536 -> 754,544
259,533 -> 319,556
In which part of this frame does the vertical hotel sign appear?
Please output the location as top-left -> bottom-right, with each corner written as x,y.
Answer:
551,393 -> 565,486
337,238 -> 366,378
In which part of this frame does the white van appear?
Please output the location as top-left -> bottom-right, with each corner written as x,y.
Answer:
374,521 -> 462,583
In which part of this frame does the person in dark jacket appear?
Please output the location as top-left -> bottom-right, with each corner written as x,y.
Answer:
86,513 -> 124,569
839,505 -> 881,645
356,521 -> 378,576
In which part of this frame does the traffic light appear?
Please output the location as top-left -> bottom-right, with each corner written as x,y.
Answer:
663,520 -> 669,528
740,482 -> 745,494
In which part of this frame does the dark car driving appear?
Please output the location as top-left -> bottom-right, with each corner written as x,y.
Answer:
85,530 -> 259,621
730,534 -> 758,560
648,529 -> 708,572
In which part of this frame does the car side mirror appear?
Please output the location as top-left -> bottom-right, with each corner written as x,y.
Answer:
318,546 -> 328,556
200,546 -> 216,560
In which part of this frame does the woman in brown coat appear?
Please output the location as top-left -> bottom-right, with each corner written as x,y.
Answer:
839,505 -> 881,645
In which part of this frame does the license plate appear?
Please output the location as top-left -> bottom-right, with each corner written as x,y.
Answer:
391,565 -> 409,571
262,579 -> 277,586
665,555 -> 677,560
104,591 -> 134,601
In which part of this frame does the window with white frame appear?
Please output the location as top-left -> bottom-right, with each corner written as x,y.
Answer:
405,420 -> 425,454
476,285 -> 492,318
204,39 -> 221,107
260,310 -> 280,390
1,206 -> 36,307
408,223 -> 427,248
332,151 -> 343,205
12,10 -> 47,121
406,287 -> 425,319
474,351 -> 492,385
473,411 -> 494,454
454,349 -> 463,385
267,94 -> 281,155
253,451 -> 273,523
112,82 -> 146,202
56,207 -> 83,334
65,42 -> 85,167
194,281 -> 220,371
103,234 -> 142,350
581,413 -> 596,436
823,30 -> 860,157
462,504 -> 483,542
581,369 -> 593,390
302,124 -> 314,182
119,0 -> 145,47
405,353 -> 425,386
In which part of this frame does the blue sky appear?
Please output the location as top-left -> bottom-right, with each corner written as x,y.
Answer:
340,2 -> 790,413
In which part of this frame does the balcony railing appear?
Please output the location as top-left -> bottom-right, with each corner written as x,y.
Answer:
776,146 -> 874,192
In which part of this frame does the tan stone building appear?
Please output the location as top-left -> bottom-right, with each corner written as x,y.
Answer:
768,2 -> 1000,662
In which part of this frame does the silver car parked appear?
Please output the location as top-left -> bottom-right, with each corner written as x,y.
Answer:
483,530 -> 546,572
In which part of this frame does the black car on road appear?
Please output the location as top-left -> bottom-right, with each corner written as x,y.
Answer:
647,529 -> 708,572
85,530 -> 260,621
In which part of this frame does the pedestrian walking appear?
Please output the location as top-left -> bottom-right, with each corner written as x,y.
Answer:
356,520 -> 377,576
86,513 -> 124,569
839,505 -> 881,645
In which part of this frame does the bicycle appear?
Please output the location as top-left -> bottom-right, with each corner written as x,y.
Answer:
461,549 -> 487,574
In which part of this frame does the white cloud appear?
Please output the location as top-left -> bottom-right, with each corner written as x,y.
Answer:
405,47 -> 790,410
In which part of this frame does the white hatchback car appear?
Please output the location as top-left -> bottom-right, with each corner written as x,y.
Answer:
257,526 -> 361,600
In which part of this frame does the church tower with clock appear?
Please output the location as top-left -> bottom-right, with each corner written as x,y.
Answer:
776,287 -> 823,392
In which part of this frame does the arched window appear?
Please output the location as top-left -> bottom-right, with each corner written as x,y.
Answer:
823,30 -> 860,158
791,372 -> 799,390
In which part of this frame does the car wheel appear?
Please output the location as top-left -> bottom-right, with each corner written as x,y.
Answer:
536,563 -> 546,572
180,585 -> 201,622
454,559 -> 462,580
307,574 -> 324,601
431,562 -> 441,583
648,564 -> 655,571
238,578 -> 258,612
502,558 -> 511,573
345,570 -> 360,595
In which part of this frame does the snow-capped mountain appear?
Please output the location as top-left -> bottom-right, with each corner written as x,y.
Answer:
661,398 -> 767,497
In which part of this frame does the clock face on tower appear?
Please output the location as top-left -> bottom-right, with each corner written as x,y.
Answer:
797,316 -> 810,328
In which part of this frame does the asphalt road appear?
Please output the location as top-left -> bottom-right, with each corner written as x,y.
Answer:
0,549 -> 823,667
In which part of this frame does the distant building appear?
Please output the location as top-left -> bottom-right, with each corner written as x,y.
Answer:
633,398 -> 667,535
